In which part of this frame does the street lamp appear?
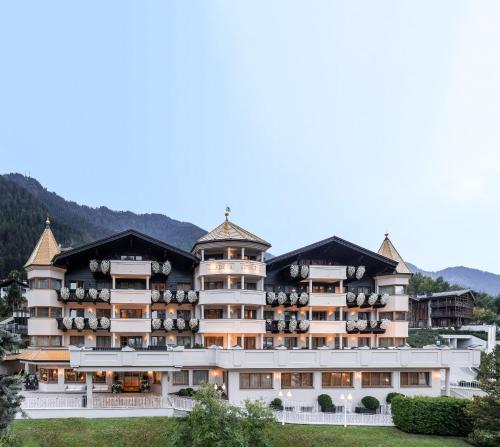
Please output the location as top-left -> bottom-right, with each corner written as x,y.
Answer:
339,393 -> 352,427
277,390 -> 292,425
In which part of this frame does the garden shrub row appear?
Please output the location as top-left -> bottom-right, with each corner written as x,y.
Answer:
391,396 -> 472,436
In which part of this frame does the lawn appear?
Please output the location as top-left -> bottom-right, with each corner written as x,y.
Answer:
11,417 -> 469,447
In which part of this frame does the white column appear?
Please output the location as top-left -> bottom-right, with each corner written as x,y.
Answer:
339,307 -> 343,320
241,248 -> 245,260
201,250 -> 205,261
241,275 -> 245,290
146,277 -> 149,289
227,247 -> 231,259
161,371 -> 169,406
339,336 -> 343,349
227,276 -> 230,289
241,334 -> 245,348
308,307 -> 312,320
309,279 -> 313,293
201,276 -> 205,291
228,334 -> 232,348
112,276 -> 116,289
86,372 -> 93,408
241,304 -> 245,319
260,334 -> 264,349
201,305 -> 205,319
261,252 -> 265,262
227,304 -> 231,319
308,334 -> 312,349
339,280 -> 343,293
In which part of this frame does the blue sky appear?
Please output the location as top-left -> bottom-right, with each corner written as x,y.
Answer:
1,1 -> 499,273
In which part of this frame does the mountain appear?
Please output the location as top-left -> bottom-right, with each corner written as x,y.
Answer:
407,263 -> 500,296
0,173 -> 206,278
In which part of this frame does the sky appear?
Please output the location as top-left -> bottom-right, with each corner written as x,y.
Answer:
1,1 -> 499,273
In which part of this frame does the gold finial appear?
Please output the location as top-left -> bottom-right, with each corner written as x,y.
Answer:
224,206 -> 231,221
45,216 -> 51,228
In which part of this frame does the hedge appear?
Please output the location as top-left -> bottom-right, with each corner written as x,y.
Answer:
391,396 -> 472,436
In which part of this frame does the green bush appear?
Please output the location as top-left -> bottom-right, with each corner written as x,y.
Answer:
269,398 -> 283,410
317,394 -> 333,412
468,429 -> 500,447
361,396 -> 380,411
391,396 -> 472,436
386,392 -> 404,404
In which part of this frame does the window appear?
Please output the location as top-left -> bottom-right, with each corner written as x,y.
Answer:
69,336 -> 85,347
40,368 -> 58,383
151,310 -> 166,319
378,338 -> 392,348
236,337 -> 256,349
96,309 -> 111,319
92,371 -> 106,383
64,369 -> 85,383
264,311 -> 274,320
176,283 -> 192,292
120,255 -> 143,261
379,312 -> 392,321
96,336 -> 111,348
362,372 -> 392,387
284,337 -> 297,349
30,307 -> 61,318
152,282 -> 166,292
119,309 -> 143,319
204,336 -> 223,348
96,280 -> 112,290
177,310 -> 191,320
322,372 -> 353,387
115,278 -> 146,290
351,286 -> 371,295
395,337 -> 406,346
30,335 -> 61,347
357,337 -> 371,348
30,278 -> 61,289
193,370 -> 209,385
312,311 -> 327,321
244,309 -> 257,319
312,337 -> 326,349
206,281 -> 224,290
173,370 -> 189,385
400,372 -> 430,387
311,283 -> 336,293
240,373 -> 273,389
151,336 -> 166,347
379,285 -> 407,295
281,372 -> 313,388
177,336 -> 192,348
204,308 -> 223,319
51,307 -> 62,318
284,311 -> 298,321
69,280 -> 84,290
357,312 -> 371,320
120,336 -> 143,348
37,307 -> 49,317
245,282 -> 257,290
263,337 -> 274,350
69,308 -> 84,318
395,312 -> 407,321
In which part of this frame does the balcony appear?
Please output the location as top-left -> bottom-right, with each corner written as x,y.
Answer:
307,265 -> 346,281
110,260 -> 152,277
56,289 -> 111,304
265,319 -> 310,333
199,319 -> 265,334
199,290 -> 265,306
198,260 -> 266,277
151,318 -> 199,333
346,293 -> 387,309
56,317 -> 110,332
151,290 -> 198,305
309,293 -> 346,307
346,320 -> 387,334
309,320 -> 346,334
111,318 -> 151,333
111,289 -> 151,304
70,346 -> 481,370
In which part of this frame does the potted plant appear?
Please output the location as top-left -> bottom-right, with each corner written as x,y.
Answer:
270,398 -> 283,411
386,392 -> 404,404
140,378 -> 151,393
355,396 -> 380,414
318,394 -> 336,413
111,381 -> 123,393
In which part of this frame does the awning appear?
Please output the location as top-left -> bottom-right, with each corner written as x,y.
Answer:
15,349 -> 70,363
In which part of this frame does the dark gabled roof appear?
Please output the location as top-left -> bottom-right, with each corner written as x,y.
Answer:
52,229 -> 199,264
0,278 -> 29,289
414,289 -> 475,302
266,235 -> 398,269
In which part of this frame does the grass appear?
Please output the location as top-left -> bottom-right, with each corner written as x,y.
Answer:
11,417 -> 470,447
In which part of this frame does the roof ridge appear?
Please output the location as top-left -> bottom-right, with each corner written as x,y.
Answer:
195,220 -> 270,246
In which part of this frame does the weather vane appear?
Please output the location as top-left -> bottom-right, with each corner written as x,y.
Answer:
225,206 -> 231,221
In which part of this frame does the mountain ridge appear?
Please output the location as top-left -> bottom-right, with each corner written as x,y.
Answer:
407,263 -> 500,296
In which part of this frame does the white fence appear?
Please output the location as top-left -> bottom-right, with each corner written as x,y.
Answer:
93,395 -> 165,409
274,410 -> 393,426
449,386 -> 486,399
168,396 -> 393,426
22,396 -> 84,409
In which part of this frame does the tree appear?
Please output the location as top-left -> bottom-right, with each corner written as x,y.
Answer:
169,384 -> 274,447
0,329 -> 24,433
473,307 -> 498,325
0,273 -> 25,318
466,345 -> 500,446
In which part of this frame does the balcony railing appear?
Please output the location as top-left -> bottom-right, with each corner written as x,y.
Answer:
57,289 -> 111,304
345,320 -> 386,334
266,291 -> 310,307
265,319 -> 310,333
346,293 -> 387,309
150,318 -> 199,333
151,290 -> 198,305
56,317 -> 110,332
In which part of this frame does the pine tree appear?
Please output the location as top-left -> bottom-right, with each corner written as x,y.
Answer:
0,329 -> 23,432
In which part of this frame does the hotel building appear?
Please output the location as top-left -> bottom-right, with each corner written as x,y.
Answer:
21,216 -> 479,408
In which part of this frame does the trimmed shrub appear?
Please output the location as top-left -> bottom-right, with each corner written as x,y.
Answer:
391,396 -> 472,436
317,394 -> 333,412
386,392 -> 405,404
269,398 -> 283,410
361,396 -> 380,411
468,429 -> 500,447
